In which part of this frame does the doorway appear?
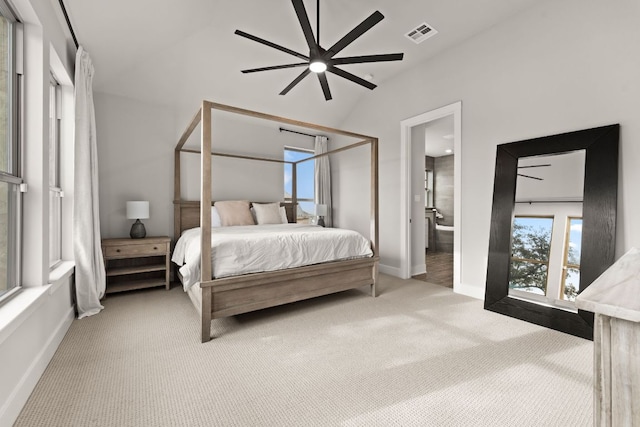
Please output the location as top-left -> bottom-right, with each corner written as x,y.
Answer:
400,102 -> 461,291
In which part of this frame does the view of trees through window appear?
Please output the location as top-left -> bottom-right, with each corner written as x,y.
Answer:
284,147 -> 314,223
509,216 -> 554,296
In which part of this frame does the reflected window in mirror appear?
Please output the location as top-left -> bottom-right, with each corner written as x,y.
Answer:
510,151 -> 585,310
561,217 -> 582,302
509,216 -> 554,297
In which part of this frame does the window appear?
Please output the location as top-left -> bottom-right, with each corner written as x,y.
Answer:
561,217 -> 582,301
0,7 -> 20,301
49,74 -> 62,268
509,216 -> 554,296
284,147 -> 314,223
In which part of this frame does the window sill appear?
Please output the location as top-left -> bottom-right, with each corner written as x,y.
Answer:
0,262 -> 75,347
48,261 -> 75,295
0,287 -> 50,347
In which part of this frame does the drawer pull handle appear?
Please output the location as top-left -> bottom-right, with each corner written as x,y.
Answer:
153,247 -> 157,250
116,249 -> 120,253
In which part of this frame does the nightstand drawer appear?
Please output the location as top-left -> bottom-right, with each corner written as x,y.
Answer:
104,242 -> 166,258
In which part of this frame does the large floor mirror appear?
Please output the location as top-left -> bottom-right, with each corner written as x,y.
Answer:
484,124 -> 619,339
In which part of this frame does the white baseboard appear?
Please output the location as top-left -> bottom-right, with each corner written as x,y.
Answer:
0,306 -> 74,427
411,263 -> 426,276
454,282 -> 485,300
379,263 -> 402,277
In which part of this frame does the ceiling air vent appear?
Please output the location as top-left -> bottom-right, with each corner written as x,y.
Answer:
405,22 -> 437,44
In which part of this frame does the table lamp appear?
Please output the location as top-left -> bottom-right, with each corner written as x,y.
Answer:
126,201 -> 149,239
316,204 -> 327,227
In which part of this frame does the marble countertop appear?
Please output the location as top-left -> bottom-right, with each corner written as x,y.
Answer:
575,247 -> 640,322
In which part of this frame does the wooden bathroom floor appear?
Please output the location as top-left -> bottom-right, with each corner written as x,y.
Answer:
413,250 -> 453,288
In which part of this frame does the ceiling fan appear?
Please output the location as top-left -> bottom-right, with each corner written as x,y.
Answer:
234,0 -> 404,101
517,164 -> 551,181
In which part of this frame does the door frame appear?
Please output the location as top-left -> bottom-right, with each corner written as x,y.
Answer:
399,101 -> 462,290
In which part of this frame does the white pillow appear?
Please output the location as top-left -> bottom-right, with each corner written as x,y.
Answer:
211,206 -> 222,228
252,202 -> 283,225
279,206 -> 289,224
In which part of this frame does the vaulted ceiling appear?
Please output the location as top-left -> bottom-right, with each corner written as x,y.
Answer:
63,0 -> 539,124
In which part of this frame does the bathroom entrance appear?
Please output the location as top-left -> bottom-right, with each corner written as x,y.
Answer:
400,102 -> 461,290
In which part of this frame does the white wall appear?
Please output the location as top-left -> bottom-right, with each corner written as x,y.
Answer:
338,0 -> 640,297
95,93 -> 176,238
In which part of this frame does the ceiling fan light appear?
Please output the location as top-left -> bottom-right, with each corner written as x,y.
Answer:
309,60 -> 327,73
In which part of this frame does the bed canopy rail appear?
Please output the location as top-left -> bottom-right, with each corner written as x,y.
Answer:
174,100 -> 379,342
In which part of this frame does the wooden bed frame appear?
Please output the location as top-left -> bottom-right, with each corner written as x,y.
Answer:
175,101 -> 379,342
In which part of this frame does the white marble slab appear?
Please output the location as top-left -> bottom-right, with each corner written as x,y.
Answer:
575,247 -> 640,323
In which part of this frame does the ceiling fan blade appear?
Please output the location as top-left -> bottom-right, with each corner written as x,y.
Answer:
517,173 -> 543,181
332,53 -> 404,65
517,164 -> 552,169
280,68 -> 311,95
241,63 -> 309,74
235,30 -> 309,61
317,72 -> 332,101
325,11 -> 384,58
327,65 -> 376,90
291,0 -> 319,54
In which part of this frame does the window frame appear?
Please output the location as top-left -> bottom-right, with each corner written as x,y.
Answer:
0,4 -> 22,303
283,146 -> 315,222
48,73 -> 62,269
560,216 -> 582,302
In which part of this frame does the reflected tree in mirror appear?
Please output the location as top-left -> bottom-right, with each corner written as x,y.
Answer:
509,216 -> 553,295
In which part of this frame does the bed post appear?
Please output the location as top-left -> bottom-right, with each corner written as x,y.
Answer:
292,163 -> 297,223
371,137 -> 379,297
201,286 -> 212,342
201,101 -> 213,342
174,149 -> 182,241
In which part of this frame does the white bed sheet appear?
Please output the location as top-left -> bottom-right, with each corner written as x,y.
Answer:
172,223 -> 373,290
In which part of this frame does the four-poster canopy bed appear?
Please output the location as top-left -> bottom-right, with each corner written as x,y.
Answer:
174,101 -> 379,342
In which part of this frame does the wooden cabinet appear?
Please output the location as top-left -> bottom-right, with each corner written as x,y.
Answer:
102,236 -> 171,294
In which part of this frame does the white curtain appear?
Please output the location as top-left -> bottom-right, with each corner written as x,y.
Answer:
314,136 -> 332,227
73,46 -> 105,318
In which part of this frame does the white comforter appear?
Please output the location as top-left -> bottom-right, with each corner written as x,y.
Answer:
172,224 -> 373,290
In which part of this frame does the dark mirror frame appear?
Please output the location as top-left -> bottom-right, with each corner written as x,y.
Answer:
484,124 -> 619,340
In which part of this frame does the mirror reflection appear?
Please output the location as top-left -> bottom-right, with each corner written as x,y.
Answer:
508,150 -> 585,310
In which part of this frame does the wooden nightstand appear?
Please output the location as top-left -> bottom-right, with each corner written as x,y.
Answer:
102,236 -> 171,294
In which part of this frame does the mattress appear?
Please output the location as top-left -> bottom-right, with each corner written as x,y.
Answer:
172,223 -> 373,290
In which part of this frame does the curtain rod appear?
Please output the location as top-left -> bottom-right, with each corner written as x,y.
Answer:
515,200 -> 583,204
58,0 -> 79,49
279,127 -> 328,140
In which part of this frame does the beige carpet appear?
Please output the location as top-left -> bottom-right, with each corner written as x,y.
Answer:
15,275 -> 593,426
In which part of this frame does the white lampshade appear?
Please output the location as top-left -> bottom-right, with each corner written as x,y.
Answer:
126,201 -> 150,220
315,204 -> 327,216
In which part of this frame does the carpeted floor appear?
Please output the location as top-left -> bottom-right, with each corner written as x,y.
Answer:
15,275 -> 593,426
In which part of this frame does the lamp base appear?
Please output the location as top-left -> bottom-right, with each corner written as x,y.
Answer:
317,217 -> 325,227
130,219 -> 147,239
